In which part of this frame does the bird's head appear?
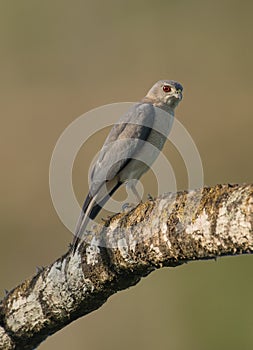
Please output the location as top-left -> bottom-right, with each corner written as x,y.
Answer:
144,80 -> 183,111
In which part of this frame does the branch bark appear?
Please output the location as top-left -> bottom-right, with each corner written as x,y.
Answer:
0,184 -> 252,350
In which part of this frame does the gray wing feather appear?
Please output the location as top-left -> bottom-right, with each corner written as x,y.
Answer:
89,103 -> 155,195
72,103 -> 155,251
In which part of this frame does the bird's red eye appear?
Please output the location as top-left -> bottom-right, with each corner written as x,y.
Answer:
163,85 -> 171,93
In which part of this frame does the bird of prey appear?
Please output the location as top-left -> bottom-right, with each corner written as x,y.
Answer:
72,80 -> 183,252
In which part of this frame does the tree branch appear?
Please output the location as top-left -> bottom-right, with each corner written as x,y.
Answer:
0,184 -> 252,350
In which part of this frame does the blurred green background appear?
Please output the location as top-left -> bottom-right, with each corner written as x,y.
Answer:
1,1 -> 253,349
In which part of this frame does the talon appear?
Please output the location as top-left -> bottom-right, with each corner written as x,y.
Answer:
36,266 -> 44,273
122,202 -> 137,212
147,193 -> 153,200
122,203 -> 131,211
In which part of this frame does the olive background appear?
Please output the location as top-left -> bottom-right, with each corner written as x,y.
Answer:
1,1 -> 253,349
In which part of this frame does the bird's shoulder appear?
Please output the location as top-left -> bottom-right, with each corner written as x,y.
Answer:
104,102 -> 155,144
89,103 -> 155,185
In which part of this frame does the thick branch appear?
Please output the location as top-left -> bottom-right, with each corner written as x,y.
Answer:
0,184 -> 252,349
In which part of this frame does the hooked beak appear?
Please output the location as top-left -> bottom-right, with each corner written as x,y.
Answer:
174,89 -> 183,100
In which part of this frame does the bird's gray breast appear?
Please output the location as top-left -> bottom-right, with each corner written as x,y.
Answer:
119,107 -> 174,181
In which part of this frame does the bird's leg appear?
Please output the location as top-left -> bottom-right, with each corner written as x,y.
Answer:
129,182 -> 142,203
126,179 -> 143,203
122,180 -> 142,212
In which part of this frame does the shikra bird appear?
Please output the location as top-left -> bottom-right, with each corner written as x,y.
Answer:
72,80 -> 183,252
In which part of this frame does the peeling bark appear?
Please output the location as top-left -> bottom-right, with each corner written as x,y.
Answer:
0,184 -> 252,350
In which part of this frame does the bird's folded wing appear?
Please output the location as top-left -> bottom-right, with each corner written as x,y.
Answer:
89,103 -> 155,195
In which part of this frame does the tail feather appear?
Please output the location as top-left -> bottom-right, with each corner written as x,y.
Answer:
75,194 -> 92,233
72,193 -> 99,253
71,180 -> 122,253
